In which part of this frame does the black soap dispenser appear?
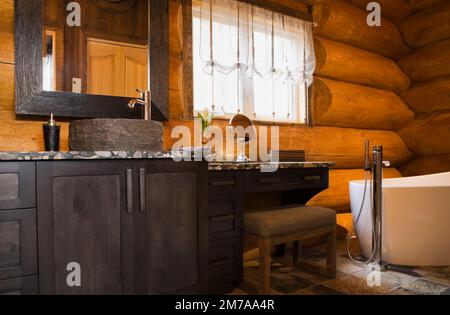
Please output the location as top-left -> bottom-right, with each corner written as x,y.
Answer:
43,113 -> 60,152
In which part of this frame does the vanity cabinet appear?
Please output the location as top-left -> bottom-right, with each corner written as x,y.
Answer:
0,162 -> 38,294
36,160 -> 207,295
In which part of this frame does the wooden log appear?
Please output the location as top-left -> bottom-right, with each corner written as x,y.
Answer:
307,168 -> 403,211
315,37 -> 411,94
401,154 -> 450,176
312,0 -> 410,58
313,77 -> 414,130
399,112 -> 450,155
398,39 -> 450,82
0,0 -> 14,32
345,0 -> 413,22
407,0 -> 448,12
400,2 -> 450,48
0,62 -> 14,111
402,76 -> 450,113
163,119 -> 412,169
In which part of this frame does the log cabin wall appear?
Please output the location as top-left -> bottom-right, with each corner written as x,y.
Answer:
0,0 -> 417,237
397,0 -> 450,176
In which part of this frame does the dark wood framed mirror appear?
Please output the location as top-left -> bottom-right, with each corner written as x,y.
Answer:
14,0 -> 169,121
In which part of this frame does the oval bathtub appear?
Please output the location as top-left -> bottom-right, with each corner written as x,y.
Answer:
349,172 -> 450,267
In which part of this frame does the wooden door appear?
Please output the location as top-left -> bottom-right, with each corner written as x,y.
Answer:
134,160 -> 208,294
36,161 -> 135,295
87,39 -> 148,98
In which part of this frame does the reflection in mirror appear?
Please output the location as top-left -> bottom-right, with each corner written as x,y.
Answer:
42,0 -> 148,99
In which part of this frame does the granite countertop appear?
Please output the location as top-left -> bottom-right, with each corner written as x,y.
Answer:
0,152 -> 336,171
208,161 -> 336,171
0,151 -> 175,161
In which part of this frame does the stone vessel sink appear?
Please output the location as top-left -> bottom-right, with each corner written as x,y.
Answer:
69,119 -> 163,151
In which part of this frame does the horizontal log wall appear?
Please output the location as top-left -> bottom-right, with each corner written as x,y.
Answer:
312,0 -> 410,58
407,0 -> 448,12
314,37 -> 411,94
398,1 -> 450,176
0,0 -> 413,238
400,2 -> 450,48
345,0 -> 413,22
313,78 -> 414,130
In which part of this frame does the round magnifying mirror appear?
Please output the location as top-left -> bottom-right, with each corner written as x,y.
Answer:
229,114 -> 255,162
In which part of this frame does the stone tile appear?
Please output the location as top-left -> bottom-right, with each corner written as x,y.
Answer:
412,266 -> 443,276
322,274 -> 394,295
404,279 -> 449,295
292,269 -> 343,285
352,268 -> 419,288
424,271 -> 450,287
385,288 -> 418,295
336,255 -> 366,274
238,280 -> 283,295
228,288 -> 249,295
440,266 -> 450,275
291,284 -> 347,296
270,273 -> 314,294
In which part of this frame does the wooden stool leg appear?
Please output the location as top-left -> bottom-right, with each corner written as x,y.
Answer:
292,241 -> 299,266
259,238 -> 272,295
326,226 -> 337,278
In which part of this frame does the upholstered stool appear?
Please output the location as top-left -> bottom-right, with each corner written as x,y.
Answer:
244,205 -> 337,295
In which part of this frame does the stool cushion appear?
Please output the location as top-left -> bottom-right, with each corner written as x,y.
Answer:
244,206 -> 336,238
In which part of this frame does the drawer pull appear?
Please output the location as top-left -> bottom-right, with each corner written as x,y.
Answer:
210,179 -> 235,187
304,175 -> 322,181
139,168 -> 146,213
126,169 -> 133,214
210,214 -> 235,223
258,178 -> 280,184
211,258 -> 234,267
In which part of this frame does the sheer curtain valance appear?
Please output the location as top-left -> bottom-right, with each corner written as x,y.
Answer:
196,0 -> 316,86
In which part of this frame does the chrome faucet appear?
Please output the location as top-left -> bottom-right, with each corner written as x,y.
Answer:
128,89 -> 152,121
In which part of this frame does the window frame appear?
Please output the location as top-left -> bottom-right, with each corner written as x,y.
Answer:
191,6 -> 308,125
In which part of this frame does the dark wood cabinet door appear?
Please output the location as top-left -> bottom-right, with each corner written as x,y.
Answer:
135,160 -> 208,294
0,276 -> 39,295
36,161 -> 135,295
0,162 -> 35,211
0,209 -> 37,280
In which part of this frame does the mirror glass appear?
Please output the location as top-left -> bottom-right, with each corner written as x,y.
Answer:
42,0 -> 148,98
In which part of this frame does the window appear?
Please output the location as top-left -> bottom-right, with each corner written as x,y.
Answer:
192,0 -> 315,124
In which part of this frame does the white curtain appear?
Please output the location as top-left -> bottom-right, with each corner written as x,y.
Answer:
196,0 -> 315,87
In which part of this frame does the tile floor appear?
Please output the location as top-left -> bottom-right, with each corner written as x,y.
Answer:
231,240 -> 450,295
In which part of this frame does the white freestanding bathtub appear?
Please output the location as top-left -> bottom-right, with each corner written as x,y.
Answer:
349,172 -> 450,267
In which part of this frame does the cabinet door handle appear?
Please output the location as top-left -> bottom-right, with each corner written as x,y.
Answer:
126,169 -> 133,214
139,168 -> 146,212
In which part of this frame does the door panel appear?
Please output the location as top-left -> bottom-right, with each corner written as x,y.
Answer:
146,172 -> 199,293
37,161 -> 135,295
0,276 -> 39,295
0,209 -> 37,280
52,175 -> 122,294
0,162 -> 35,211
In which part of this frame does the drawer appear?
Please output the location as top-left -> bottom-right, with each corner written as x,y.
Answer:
209,196 -> 242,241
208,171 -> 241,195
0,162 -> 36,211
0,276 -> 38,295
209,238 -> 242,282
243,168 -> 328,193
0,209 -> 38,281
